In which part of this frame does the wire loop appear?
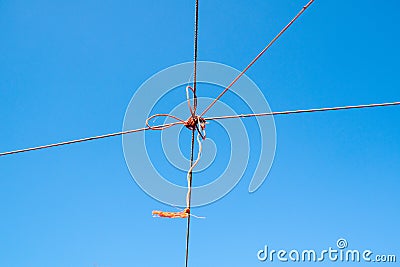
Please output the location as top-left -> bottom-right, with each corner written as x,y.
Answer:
145,114 -> 185,130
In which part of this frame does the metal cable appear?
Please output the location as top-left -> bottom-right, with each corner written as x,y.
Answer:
0,121 -> 182,157
185,1 -> 199,267
205,101 -> 400,121
2,101 -> 399,157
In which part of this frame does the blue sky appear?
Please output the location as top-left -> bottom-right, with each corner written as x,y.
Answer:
0,0 -> 399,266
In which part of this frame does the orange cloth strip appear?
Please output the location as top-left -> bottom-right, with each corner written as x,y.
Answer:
152,208 -> 190,218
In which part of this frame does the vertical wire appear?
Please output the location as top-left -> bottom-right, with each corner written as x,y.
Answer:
185,1 -> 199,267
185,130 -> 195,267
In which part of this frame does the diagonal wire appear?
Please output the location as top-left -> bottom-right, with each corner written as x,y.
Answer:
0,121 -> 183,157
205,101 -> 400,121
200,0 -> 315,117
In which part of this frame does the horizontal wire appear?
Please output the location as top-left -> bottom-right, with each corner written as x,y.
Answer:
205,101 -> 400,121
0,121 -> 183,157
1,101 -> 399,157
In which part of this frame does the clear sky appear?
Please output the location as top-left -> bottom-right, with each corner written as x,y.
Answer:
0,0 -> 399,266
